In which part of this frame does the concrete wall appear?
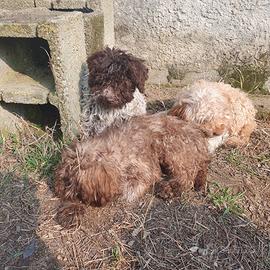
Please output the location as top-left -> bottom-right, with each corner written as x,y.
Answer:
0,0 -> 115,55
114,0 -> 270,83
101,0 -> 115,47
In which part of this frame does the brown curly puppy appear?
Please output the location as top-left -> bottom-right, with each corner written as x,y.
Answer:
81,47 -> 148,136
55,115 -> 223,221
87,47 -> 148,108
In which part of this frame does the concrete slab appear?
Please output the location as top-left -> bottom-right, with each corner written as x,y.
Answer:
35,0 -> 52,9
0,8 -> 87,137
0,105 -> 23,135
1,0 -> 102,10
0,0 -> 34,10
84,11 -> 104,55
0,71 -> 50,104
51,0 -> 87,9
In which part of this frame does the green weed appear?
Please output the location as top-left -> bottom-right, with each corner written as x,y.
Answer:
209,182 -> 244,215
111,245 -> 121,262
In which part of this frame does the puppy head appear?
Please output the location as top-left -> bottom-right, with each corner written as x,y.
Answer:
55,143 -> 120,207
87,47 -> 148,108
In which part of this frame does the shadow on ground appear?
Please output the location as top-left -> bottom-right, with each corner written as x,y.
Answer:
125,198 -> 270,270
0,171 -> 60,269
0,89 -> 269,269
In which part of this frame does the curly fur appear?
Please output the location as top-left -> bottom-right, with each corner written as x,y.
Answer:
168,80 -> 257,146
55,114 -> 226,222
81,87 -> 146,136
80,47 -> 148,137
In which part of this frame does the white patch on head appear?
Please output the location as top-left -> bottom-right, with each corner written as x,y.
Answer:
207,131 -> 229,154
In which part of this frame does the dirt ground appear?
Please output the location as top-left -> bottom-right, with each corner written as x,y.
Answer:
0,86 -> 269,270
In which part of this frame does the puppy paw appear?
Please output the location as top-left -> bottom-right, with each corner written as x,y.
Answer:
154,180 -> 182,200
55,201 -> 85,229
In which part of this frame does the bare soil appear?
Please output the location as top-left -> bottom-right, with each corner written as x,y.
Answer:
0,87 -> 269,269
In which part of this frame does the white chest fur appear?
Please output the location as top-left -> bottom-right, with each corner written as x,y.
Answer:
81,88 -> 146,136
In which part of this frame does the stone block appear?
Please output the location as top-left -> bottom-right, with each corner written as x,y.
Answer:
36,0 -> 102,10
50,0 -> 86,9
86,0 -> 102,11
148,69 -> 169,84
101,0 -> 114,47
0,8 -> 87,137
84,11 -> 104,56
35,0 -> 52,8
178,71 -> 221,87
0,105 -> 23,135
0,0 -> 34,10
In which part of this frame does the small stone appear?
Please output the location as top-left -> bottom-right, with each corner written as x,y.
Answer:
189,246 -> 199,253
198,248 -> 208,256
132,227 -> 141,237
127,240 -> 135,247
143,230 -> 150,239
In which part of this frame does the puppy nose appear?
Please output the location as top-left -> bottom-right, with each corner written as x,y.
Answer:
103,86 -> 114,97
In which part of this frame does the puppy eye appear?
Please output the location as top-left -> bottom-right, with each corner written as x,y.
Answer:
108,64 -> 114,74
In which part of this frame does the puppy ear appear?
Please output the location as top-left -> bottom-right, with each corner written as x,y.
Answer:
212,124 -> 226,136
168,104 -> 187,120
86,48 -> 110,86
54,145 -> 77,198
128,57 -> 149,93
79,164 -> 119,207
200,122 -> 226,137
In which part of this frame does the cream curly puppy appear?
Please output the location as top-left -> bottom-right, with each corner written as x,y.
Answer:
168,80 -> 257,147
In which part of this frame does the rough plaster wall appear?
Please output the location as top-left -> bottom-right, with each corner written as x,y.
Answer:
114,0 -> 270,79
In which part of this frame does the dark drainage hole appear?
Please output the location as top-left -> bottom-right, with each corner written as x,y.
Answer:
49,7 -> 93,13
1,102 -> 62,138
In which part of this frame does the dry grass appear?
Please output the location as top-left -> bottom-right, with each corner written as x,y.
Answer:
0,103 -> 269,269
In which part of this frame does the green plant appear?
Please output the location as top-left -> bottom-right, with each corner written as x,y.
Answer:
219,52 -> 270,95
225,149 -> 243,166
111,245 -> 121,262
225,149 -> 257,176
22,140 -> 63,177
0,134 -> 4,154
208,182 -> 244,215
9,133 -> 21,154
0,134 -> 3,145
